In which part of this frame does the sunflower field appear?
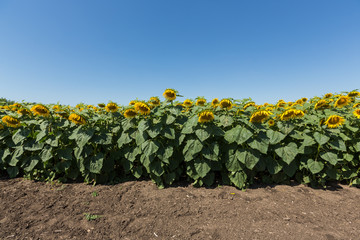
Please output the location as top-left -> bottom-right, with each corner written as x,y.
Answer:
1,89 -> 360,189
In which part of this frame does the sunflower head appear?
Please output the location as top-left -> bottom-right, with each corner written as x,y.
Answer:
280,109 -> 296,121
324,93 -> 333,98
301,98 -> 308,103
334,96 -> 350,108
129,100 -> 138,105
163,89 -> 177,101
353,109 -> 360,119
52,105 -> 60,110
55,110 -> 69,119
124,108 -> 137,118
211,98 -> 219,107
314,100 -> 330,110
98,103 -> 106,108
183,99 -> 193,107
294,110 -> 305,118
244,102 -> 255,109
198,110 -> 215,123
105,102 -> 118,112
69,113 -> 86,125
295,99 -> 304,105
134,102 -> 151,115
276,102 -> 287,108
2,115 -> 21,128
324,115 -> 345,128
196,98 -> 206,106
348,91 -> 360,98
219,99 -> 232,110
31,104 -> 50,117
17,108 -> 31,116
353,103 -> 360,108
268,119 -> 275,127
149,97 -> 161,107
250,111 -> 272,123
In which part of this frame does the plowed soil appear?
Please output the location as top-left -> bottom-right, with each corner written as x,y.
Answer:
1,178 -> 359,240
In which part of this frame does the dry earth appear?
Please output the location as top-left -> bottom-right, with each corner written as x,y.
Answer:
1,178 -> 360,240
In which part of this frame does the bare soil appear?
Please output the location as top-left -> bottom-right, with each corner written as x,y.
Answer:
0,178 -> 359,240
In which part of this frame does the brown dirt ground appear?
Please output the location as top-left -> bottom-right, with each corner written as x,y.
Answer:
0,178 -> 359,240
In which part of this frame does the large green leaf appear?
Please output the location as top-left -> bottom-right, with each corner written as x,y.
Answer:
275,142 -> 298,164
142,140 -> 160,156
147,123 -> 162,138
7,166 -> 19,178
138,119 -> 150,132
202,142 -> 219,161
150,161 -> 164,176
194,158 -> 211,178
162,127 -> 176,140
57,148 -> 73,161
23,157 -> 40,172
224,126 -> 253,144
12,128 -> 31,145
320,152 -> 338,165
195,128 -> 211,142
183,139 -> 203,156
266,157 -> 282,175
266,129 -> 286,145
24,140 -> 44,151
229,171 -> 247,189
89,153 -> 104,174
117,132 -> 132,148
313,132 -> 330,145
307,159 -> 324,174
40,146 -> 53,162
9,146 -> 24,166
328,139 -> 346,152
248,138 -> 268,154
219,115 -> 234,127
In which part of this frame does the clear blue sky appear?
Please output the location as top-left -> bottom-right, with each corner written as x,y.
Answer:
0,0 -> 359,106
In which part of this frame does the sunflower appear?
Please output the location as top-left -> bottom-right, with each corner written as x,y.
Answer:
31,104 -> 50,117
302,98 -> 308,102
324,115 -> 345,128
211,98 -> 219,107
98,103 -> 105,108
276,102 -> 286,108
294,110 -> 305,118
149,97 -> 160,107
124,108 -> 137,118
163,89 -> 176,101
219,99 -> 232,110
2,115 -> 21,128
324,93 -> 333,98
0,124 -> 4,130
134,102 -> 151,115
353,109 -> 360,119
334,96 -> 350,108
348,91 -> 360,98
280,109 -> 296,121
52,105 -> 60,110
55,111 -> 69,119
198,110 -> 214,123
68,113 -> 86,125
268,119 -> 275,127
244,102 -> 255,109
250,111 -> 272,123
105,102 -> 118,112
353,103 -> 360,108
319,118 -> 325,126
129,100 -> 138,105
17,108 -> 31,116
295,99 -> 303,105
87,105 -> 93,109
183,99 -> 193,107
196,98 -> 206,106
314,100 -> 330,110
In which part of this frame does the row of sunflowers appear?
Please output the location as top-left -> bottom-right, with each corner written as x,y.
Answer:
0,89 -> 360,188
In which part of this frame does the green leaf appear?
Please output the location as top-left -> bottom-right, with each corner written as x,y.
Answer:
93,133 -> 112,145
244,150 -> 260,170
313,132 -> 330,145
266,129 -> 286,145
277,122 -> 295,135
89,152 -> 104,174
266,157 -> 282,175
307,159 -> 324,174
12,128 -> 31,145
7,166 -> 19,178
219,115 -> 234,127
76,129 -> 94,148
302,135 -> 316,147
202,142 -> 219,161
162,127 -> 176,140
147,123 -> 162,138
248,138 -> 268,154
328,139 -> 346,152
206,125 -> 224,136
138,119 -> 150,132
195,128 -> 211,142
132,165 -> 143,178
40,146 -> 53,162
134,130 -> 148,145
36,130 -> 48,142
57,148 -> 73,161
353,142 -> 360,152
275,142 -> 298,165
24,140 -> 44,151
194,158 -> 211,178
224,126 -> 253,144
229,171 -> 247,189
117,132 -> 132,148
0,129 -> 10,140
166,115 -> 176,125
150,161 -> 164,176
183,139 -> 203,156
124,146 -> 140,162
142,140 -> 160,156
23,157 -> 40,172
320,152 -> 338,165
283,160 -> 298,177
9,147 -> 24,166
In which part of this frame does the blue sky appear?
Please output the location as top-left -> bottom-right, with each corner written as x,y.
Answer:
0,0 -> 359,106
